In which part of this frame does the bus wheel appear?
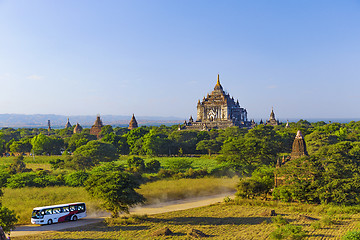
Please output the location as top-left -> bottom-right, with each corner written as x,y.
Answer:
47,219 -> 53,225
72,215 -> 78,221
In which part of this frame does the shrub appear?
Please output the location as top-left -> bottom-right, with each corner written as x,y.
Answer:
105,214 -> 148,226
6,171 -> 63,188
49,158 -> 65,170
270,224 -> 306,240
145,159 -> 161,173
0,170 -> 10,187
167,158 -> 192,172
311,221 -> 321,230
272,187 -> 292,202
209,163 -> 235,177
157,169 -> 175,179
321,216 -> 335,226
342,230 -> 360,240
6,172 -> 37,188
272,215 -> 289,226
185,168 -> 209,178
236,178 -> 269,199
127,156 -> 145,171
8,156 -> 27,174
0,206 -> 17,233
65,171 -> 89,187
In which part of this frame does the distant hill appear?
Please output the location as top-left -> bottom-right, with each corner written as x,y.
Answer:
0,114 -> 183,128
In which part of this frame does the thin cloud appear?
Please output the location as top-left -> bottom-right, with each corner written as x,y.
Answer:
26,75 -> 44,80
267,85 -> 277,89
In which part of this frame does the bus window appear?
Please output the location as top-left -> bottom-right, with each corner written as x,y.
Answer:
45,209 -> 53,215
69,205 -> 77,212
53,208 -> 61,214
77,204 -> 85,213
63,206 -> 70,212
31,210 -> 43,219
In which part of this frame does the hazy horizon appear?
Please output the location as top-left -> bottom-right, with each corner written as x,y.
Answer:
1,1 -> 360,119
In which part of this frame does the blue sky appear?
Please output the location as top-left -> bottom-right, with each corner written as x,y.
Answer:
0,0 -> 359,120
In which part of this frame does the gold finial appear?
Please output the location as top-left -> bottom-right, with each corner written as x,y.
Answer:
217,74 -> 220,85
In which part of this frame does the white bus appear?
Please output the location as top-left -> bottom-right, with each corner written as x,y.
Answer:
31,202 -> 86,225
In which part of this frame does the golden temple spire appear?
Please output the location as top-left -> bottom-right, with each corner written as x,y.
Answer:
214,74 -> 223,90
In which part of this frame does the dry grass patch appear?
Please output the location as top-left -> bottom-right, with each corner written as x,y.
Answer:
138,176 -> 238,204
12,201 -> 360,240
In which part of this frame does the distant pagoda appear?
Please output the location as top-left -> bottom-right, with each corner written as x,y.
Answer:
65,118 -> 72,128
73,123 -> 83,134
47,120 -> 51,135
266,108 -> 279,126
90,115 -> 103,136
128,114 -> 138,130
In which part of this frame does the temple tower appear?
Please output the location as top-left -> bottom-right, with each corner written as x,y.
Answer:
185,74 -> 250,130
47,120 -> 51,135
73,123 -> 83,134
266,107 -> 279,126
128,114 -> 138,130
65,118 -> 72,128
285,120 -> 289,128
291,130 -> 308,159
90,115 -> 103,136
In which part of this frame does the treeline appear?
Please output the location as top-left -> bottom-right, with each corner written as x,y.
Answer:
2,120 -> 360,161
0,123 -> 292,157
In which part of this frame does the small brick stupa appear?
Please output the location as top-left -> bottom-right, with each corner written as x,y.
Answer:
128,114 -> 138,130
291,130 -> 308,159
73,123 -> 83,134
90,115 -> 104,136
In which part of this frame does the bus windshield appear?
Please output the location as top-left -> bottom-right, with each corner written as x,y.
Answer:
31,210 -> 43,219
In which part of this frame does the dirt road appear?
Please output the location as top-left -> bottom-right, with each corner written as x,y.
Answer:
11,192 -> 235,238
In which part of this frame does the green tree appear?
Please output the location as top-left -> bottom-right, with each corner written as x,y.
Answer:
169,130 -> 199,154
0,206 -> 17,234
65,171 -> 89,187
9,139 -> 32,154
305,130 -> 338,154
73,140 -> 117,163
65,141 -> 117,171
219,137 -> 278,174
8,156 -> 27,174
31,134 -> 64,155
125,127 -> 150,154
142,129 -> 173,156
196,139 -> 222,156
127,156 -> 145,171
85,163 -> 145,217
236,166 -> 275,199
65,133 -> 96,153
145,159 -> 161,173
218,125 -> 281,174
101,133 -> 129,155
100,125 -> 114,136
168,158 -> 192,172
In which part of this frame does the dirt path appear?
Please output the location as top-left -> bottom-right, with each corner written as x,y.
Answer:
11,192 -> 235,238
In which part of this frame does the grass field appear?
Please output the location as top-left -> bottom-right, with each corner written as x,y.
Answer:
1,155 -> 220,171
3,177 -> 238,225
116,155 -> 221,171
13,199 -> 360,239
0,155 -> 66,171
